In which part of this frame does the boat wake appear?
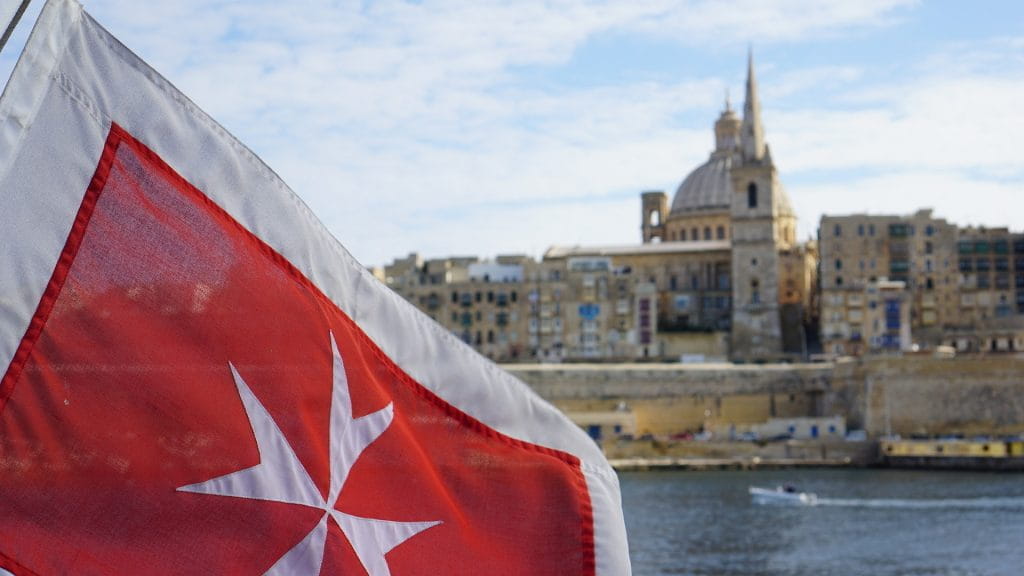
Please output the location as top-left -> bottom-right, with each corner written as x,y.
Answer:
813,496 -> 1024,510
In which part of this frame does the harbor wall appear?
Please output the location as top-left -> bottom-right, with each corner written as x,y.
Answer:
829,355 -> 1024,437
506,363 -> 830,436
505,355 -> 1024,438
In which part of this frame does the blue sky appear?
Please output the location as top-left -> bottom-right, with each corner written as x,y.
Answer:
2,0 -> 1022,267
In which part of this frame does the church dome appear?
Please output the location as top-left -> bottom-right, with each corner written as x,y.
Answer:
669,103 -> 741,217
669,152 -> 735,216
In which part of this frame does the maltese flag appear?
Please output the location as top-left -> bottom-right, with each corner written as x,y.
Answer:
0,1 -> 629,574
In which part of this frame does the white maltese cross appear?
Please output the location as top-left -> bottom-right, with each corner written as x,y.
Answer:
179,332 -> 441,575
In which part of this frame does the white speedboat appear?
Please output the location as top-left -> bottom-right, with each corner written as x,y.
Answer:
749,485 -> 818,506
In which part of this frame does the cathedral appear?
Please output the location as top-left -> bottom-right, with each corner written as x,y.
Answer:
637,52 -> 813,361
383,53 -> 817,363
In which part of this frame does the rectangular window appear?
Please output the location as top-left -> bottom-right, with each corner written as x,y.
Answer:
976,258 -> 991,272
834,224 -> 842,237
889,223 -> 908,238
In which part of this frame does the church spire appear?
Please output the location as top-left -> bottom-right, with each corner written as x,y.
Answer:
741,48 -> 766,162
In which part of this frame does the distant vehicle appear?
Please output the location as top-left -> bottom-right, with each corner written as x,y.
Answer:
749,486 -> 818,506
845,430 -> 867,442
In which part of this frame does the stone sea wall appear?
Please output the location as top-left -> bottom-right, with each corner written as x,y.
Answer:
831,355 -> 1024,437
505,355 -> 1024,438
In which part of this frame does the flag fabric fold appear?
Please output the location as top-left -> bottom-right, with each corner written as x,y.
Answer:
0,0 -> 630,574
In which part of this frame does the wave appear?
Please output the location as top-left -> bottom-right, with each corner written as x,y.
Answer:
814,496 -> 1024,509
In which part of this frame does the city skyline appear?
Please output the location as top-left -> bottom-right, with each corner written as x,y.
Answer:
1,0 -> 1021,267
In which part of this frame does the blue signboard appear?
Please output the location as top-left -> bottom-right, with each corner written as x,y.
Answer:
885,299 -> 900,330
578,303 -> 601,320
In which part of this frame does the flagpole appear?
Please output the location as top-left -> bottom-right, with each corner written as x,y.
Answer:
0,0 -> 32,55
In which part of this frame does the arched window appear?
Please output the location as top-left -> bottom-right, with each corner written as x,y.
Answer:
691,228 -> 698,241
649,210 -> 661,226
716,225 -> 725,240
747,182 -> 758,208
703,226 -> 711,240
751,278 -> 761,305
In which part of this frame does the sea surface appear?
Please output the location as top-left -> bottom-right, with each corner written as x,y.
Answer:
620,468 -> 1024,576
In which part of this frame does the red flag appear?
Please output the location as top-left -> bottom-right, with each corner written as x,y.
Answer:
0,1 -> 628,575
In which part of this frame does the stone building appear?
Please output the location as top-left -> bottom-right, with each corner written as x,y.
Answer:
381,252 -> 663,362
818,210 -> 1024,355
946,227 -> 1024,353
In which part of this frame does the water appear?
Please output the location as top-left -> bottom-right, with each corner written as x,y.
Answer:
621,468 -> 1024,576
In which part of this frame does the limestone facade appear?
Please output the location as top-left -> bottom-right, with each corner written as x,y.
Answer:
819,210 -> 1024,355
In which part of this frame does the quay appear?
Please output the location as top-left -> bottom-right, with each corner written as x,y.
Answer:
610,456 -> 854,472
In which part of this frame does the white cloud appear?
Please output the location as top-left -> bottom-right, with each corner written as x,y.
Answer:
790,170 -> 1022,241
626,0 -> 917,44
15,0 -> 1013,268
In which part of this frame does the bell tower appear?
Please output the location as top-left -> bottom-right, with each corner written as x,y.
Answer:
730,50 -> 784,361
641,190 -> 668,243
